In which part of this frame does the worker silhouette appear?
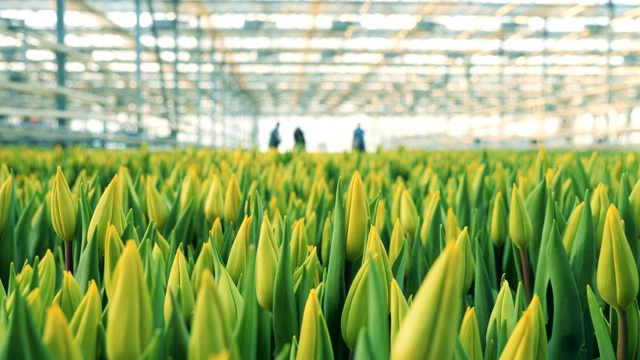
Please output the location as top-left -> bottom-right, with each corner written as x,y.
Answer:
269,123 -> 281,150
352,123 -> 365,152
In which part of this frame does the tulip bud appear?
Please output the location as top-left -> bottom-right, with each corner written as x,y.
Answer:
51,167 -> 77,242
490,191 -> 508,247
224,174 -> 242,224
227,215 -> 252,283
26,289 -> 44,332
445,207 -> 461,242
389,219 -> 405,266
0,176 -> 12,236
391,243 -> 463,360
400,189 -> 419,238
629,178 -> 640,231
216,266 -> 245,328
107,241 -> 153,360
459,307 -> 482,360
487,280 -> 515,342
509,184 -> 532,249
38,250 -> 56,307
391,181 -> 405,224
69,281 -> 102,360
366,225 -> 393,312
597,205 -> 639,311
562,202 -> 584,254
320,217 -> 332,263
256,215 -> 279,311
499,295 -> 547,360
53,271 -> 84,321
390,279 -> 408,344
456,228 -> 475,294
87,174 -> 125,256
345,171 -> 369,262
180,165 -> 201,211
211,217 -> 225,253
191,242 -> 215,296
375,199 -> 387,235
43,305 -> 83,360
204,174 -> 225,223
189,270 -> 237,360
104,224 -> 124,298
341,259 -> 372,349
420,191 -> 441,246
146,177 -> 168,232
306,211 -> 317,247
291,218 -> 309,269
296,289 -> 333,360
164,248 -> 196,323
591,183 -> 609,255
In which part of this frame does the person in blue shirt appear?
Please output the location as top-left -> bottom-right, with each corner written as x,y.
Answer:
269,123 -> 281,150
352,123 -> 365,152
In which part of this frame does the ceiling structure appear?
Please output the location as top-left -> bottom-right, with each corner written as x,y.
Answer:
1,0 -> 640,147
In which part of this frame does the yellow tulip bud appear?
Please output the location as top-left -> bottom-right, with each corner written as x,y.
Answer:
104,224 -> 124,298
459,307 -> 482,360
180,165 -> 201,211
445,208 -> 461,242
509,184 -> 532,249
490,191 -> 508,247
456,228 -> 475,294
38,250 -> 56,307
256,215 -> 279,311
43,305 -> 83,360
499,295 -> 548,360
391,181 -> 405,224
296,289 -> 334,360
107,241 -> 153,360
189,270 -> 237,360
591,183 -> 609,255
390,279 -> 408,344
487,280 -> 515,342
192,242 -> 215,296
51,167 -> 77,242
0,176 -> 12,236
391,243 -> 463,360
211,217 -> 224,253
164,248 -> 196,323
400,189 -> 419,238
146,177 -> 168,232
597,205 -> 639,311
69,281 -> 102,360
562,202 -> 584,254
204,174 -> 225,223
389,219 -> 405,266
216,266 -> 245,328
345,171 -> 369,262
291,218 -> 309,269
226,215 -> 252,283
87,174 -> 125,256
375,199 -> 387,235
420,191 -> 441,246
224,174 -> 242,224
53,271 -> 84,321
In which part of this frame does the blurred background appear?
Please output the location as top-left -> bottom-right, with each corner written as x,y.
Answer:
1,0 -> 639,152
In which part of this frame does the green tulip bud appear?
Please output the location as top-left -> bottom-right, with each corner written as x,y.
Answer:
38,250 -> 56,307
291,218 -> 309,269
53,271 -> 84,321
597,204 -> 639,311
487,280 -> 516,343
389,219 -> 405,266
345,171 -> 369,261
106,241 -> 153,360
69,281 -> 102,360
146,176 -> 168,232
562,202 -> 584,254
0,176 -> 12,236
43,305 -> 83,360
366,225 -> 393,312
391,243 -> 463,360
391,181 -> 405,224
320,217 -> 332,264
400,189 -> 419,238
87,174 -> 125,256
456,228 -> 475,294
216,266 -> 245,328
180,165 -> 201,211
191,241 -> 215,297
164,248 -> 196,323
211,217 -> 225,253
296,289 -> 334,360
224,174 -> 242,223
375,199 -> 387,235
420,191 -> 441,246
499,295 -> 548,360
256,215 -> 279,311
509,184 -> 532,249
490,191 -> 508,247
205,174 -> 225,223
227,215 -> 252,283
25,288 -> 44,332
51,166 -> 77,242
459,307 -> 482,360
341,259 -> 372,349
104,224 -> 124,298
591,183 -> 609,255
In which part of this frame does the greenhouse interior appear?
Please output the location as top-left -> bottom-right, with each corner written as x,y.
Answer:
2,1 -> 640,360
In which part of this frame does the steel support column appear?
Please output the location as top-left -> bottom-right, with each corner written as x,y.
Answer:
135,0 -> 143,133
55,0 -> 67,129
195,16 -> 202,146
171,0 -> 180,140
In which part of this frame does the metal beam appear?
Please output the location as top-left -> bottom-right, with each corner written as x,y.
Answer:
55,0 -> 67,129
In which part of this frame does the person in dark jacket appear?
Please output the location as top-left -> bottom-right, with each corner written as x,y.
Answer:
294,127 -> 306,150
269,123 -> 281,149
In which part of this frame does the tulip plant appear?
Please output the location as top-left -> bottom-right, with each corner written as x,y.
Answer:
0,145 -> 638,360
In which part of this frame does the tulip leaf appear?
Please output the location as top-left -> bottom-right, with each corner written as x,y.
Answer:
391,240 -> 407,285
547,220 -> 585,359
238,245 -> 258,360
165,291 -> 189,360
139,329 -> 162,360
533,190 -> 555,317
586,285 -> 616,360
456,172 -> 471,228
273,216 -> 299,352
15,194 -> 38,264
616,175 -> 639,276
569,191 -> 596,313
162,186 -> 182,239
474,237 -> 493,350
0,180 -> 17,287
524,179 -> 546,272
572,153 -> 589,201
454,335 -> 471,360
365,255 -> 389,360
75,229 -> 101,293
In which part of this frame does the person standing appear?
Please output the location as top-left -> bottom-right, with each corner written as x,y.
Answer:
269,122 -> 281,150
352,123 -> 365,152
294,127 -> 306,151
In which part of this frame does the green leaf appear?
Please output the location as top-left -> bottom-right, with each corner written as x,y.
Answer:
456,172 -> 471,228
75,228 -> 101,293
0,179 -> 17,287
391,240 -> 407,285
616,175 -> 639,279
238,245 -> 258,360
474,237 -> 493,350
524,178 -> 547,271
570,191 -> 596,313
165,291 -> 189,360
14,195 -> 39,265
547,220 -> 585,359
364,254 -> 389,360
273,216 -> 298,352
533,190 -> 555,318
586,285 -> 615,360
